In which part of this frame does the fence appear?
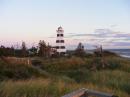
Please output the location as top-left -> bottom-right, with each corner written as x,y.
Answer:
62,88 -> 118,97
1,57 -> 31,65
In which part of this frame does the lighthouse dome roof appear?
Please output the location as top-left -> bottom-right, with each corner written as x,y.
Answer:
58,26 -> 63,30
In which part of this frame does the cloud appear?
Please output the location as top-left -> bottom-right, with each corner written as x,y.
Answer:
114,33 -> 130,38
65,33 -> 92,38
66,29 -> 130,48
113,42 -> 130,46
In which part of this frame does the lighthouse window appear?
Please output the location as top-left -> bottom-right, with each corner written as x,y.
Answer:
61,46 -> 65,49
56,40 -> 60,43
57,34 -> 60,37
56,46 -> 59,49
60,34 -> 63,36
60,40 -> 64,43
61,52 -> 65,55
57,34 -> 63,37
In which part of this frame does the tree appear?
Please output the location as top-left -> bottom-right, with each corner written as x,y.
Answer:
75,42 -> 85,57
0,45 -> 15,56
38,40 -> 52,57
28,46 -> 37,56
38,40 -> 47,57
21,42 -> 27,57
46,43 -> 52,57
11,46 -> 15,56
92,45 -> 109,70
0,45 -> 6,56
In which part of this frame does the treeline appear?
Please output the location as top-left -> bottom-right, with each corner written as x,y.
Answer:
0,40 -> 116,58
0,40 -> 52,57
0,42 -> 29,57
0,40 -> 87,57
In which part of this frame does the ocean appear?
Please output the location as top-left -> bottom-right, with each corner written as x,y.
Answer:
108,49 -> 130,58
87,49 -> 130,58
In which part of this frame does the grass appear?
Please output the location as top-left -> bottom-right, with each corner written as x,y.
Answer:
0,55 -> 130,97
0,76 -> 129,97
0,79 -> 71,97
0,60 -> 48,80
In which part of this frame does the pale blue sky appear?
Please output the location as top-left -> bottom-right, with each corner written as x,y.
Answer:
0,0 -> 130,49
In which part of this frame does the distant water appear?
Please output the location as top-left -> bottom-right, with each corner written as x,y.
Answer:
108,49 -> 130,58
87,49 -> 130,58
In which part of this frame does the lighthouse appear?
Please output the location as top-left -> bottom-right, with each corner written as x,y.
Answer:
56,26 -> 66,55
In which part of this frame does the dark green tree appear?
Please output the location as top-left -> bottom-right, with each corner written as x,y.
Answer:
0,45 -> 15,56
75,42 -> 85,57
38,40 -> 47,57
21,42 -> 27,57
28,46 -> 37,56
38,40 -> 52,57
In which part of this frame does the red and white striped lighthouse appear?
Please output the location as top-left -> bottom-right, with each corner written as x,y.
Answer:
56,26 -> 66,55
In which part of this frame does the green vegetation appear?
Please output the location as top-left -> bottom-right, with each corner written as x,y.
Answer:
0,59 -> 47,80
0,55 -> 130,97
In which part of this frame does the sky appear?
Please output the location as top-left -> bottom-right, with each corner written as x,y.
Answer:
0,0 -> 130,49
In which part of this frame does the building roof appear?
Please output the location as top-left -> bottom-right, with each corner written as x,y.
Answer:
58,26 -> 63,30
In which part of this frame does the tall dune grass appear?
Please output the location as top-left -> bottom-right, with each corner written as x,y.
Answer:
0,56 -> 130,97
0,77 -> 129,97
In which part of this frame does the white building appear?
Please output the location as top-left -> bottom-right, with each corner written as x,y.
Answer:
56,26 -> 66,55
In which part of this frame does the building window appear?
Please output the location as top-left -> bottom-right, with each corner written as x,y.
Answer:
60,34 -> 63,36
56,40 -> 60,43
56,46 -> 59,49
56,40 -> 64,43
57,34 -> 63,37
61,46 -> 65,49
60,40 -> 64,43
60,52 -> 65,55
